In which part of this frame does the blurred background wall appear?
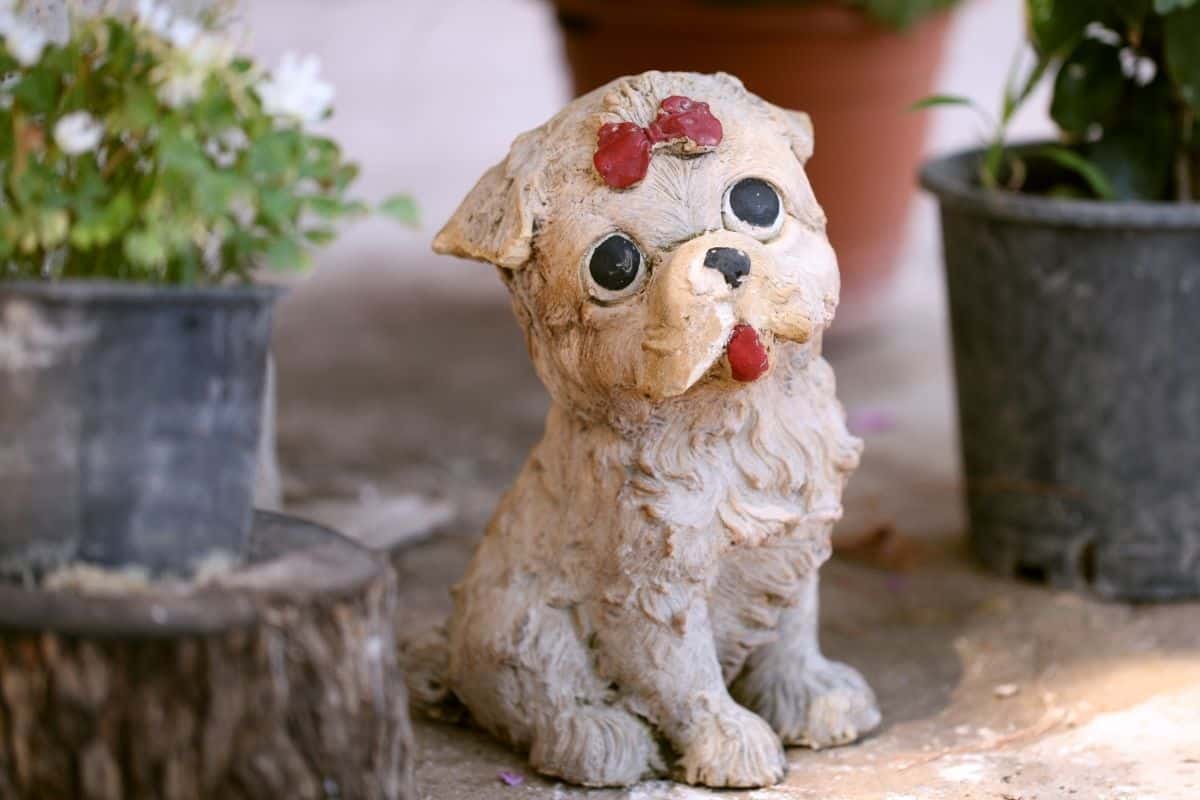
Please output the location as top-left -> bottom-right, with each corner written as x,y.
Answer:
240,0 -> 1054,302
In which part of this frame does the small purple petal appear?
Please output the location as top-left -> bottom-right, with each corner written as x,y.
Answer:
498,770 -> 524,787
847,407 -> 897,435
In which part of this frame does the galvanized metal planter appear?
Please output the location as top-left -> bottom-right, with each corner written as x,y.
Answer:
0,281 -> 279,578
922,147 -> 1200,601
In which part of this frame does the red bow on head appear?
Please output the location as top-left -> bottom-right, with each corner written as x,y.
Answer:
593,96 -> 724,189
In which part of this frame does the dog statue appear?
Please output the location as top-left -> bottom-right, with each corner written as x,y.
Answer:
429,71 -> 879,788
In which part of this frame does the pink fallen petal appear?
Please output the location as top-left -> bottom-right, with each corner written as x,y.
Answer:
847,407 -> 897,435
498,770 -> 524,787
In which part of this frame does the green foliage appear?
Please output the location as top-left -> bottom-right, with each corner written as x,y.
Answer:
1155,0 -> 1197,13
841,0 -> 959,28
1026,0 -> 1094,56
710,0 -> 960,29
0,5 -> 415,285
379,194 -> 419,226
917,1 -> 1200,202
908,93 -> 980,111
1030,144 -> 1116,199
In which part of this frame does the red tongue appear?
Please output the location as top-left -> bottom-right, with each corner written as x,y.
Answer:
727,324 -> 769,382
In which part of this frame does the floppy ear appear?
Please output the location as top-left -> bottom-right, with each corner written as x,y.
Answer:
432,129 -> 544,269
784,109 -> 814,165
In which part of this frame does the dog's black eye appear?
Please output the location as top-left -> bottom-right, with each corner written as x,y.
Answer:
724,178 -> 783,236
587,233 -> 644,297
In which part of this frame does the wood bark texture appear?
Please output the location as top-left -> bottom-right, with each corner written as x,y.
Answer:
0,513 -> 416,800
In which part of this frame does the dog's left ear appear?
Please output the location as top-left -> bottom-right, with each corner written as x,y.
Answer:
433,129 -> 544,269
784,109 -> 814,165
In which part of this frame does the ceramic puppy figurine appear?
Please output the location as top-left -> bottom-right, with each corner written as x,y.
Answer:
430,70 -> 879,789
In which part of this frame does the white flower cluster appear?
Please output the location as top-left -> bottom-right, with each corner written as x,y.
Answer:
205,125 -> 249,168
135,1 -> 333,125
0,0 -> 105,157
136,0 -> 234,108
1,0 -> 335,166
0,0 -> 47,67
258,52 -> 335,124
54,111 -> 104,155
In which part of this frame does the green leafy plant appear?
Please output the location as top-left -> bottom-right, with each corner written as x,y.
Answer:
0,0 -> 415,285
714,0 -> 960,29
915,0 -> 1200,202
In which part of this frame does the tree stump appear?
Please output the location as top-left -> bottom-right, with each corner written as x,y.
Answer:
0,511 -> 417,800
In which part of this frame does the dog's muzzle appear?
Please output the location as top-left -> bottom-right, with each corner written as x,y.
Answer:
639,229 -> 818,399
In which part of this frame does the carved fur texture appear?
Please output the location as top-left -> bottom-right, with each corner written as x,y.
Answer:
429,71 -> 879,788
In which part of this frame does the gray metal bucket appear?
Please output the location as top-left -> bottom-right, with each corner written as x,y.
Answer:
921,146 -> 1200,601
0,281 -> 279,578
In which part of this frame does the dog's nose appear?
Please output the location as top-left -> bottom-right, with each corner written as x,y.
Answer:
703,247 -> 750,288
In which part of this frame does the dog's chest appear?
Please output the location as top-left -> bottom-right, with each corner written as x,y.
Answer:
628,376 -> 847,549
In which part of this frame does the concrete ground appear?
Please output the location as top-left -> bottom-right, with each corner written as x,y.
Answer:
247,1 -> 1200,797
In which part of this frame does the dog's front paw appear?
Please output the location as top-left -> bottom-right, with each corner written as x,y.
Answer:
676,699 -> 785,788
529,705 -> 663,787
734,655 -> 880,749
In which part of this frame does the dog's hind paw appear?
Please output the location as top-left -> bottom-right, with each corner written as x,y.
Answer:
734,655 -> 880,749
529,705 -> 662,787
676,699 -> 786,788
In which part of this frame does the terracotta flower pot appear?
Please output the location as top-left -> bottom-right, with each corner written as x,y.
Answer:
551,0 -> 953,330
